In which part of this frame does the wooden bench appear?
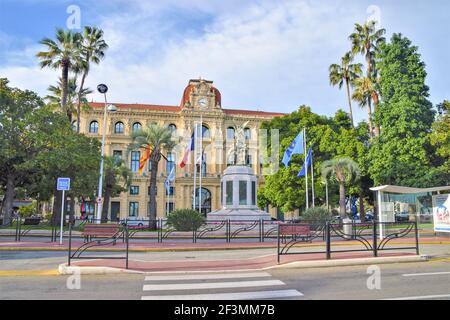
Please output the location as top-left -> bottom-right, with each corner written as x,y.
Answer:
82,224 -> 120,243
280,224 -> 312,242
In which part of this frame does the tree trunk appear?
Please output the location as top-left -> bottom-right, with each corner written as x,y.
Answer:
1,173 -> 16,225
101,187 -> 111,223
51,190 -> 62,226
69,196 -> 75,225
148,156 -> 160,229
367,98 -> 374,143
76,71 -> 87,133
345,79 -> 354,127
372,91 -> 380,137
339,182 -> 346,218
359,186 -> 366,222
61,61 -> 69,121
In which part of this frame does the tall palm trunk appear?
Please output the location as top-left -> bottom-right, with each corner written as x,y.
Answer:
76,70 -> 88,133
359,186 -> 366,222
2,173 -> 16,225
339,182 -> 346,218
372,92 -> 380,137
367,98 -> 374,142
345,79 -> 354,127
61,61 -> 70,121
101,187 -> 111,223
51,190 -> 62,226
148,149 -> 161,229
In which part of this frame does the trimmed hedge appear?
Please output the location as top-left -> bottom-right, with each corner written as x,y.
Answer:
166,209 -> 206,231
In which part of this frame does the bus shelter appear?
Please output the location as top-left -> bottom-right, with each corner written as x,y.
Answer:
370,185 -> 450,239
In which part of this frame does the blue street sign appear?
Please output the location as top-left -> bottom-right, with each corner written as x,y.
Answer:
57,178 -> 71,191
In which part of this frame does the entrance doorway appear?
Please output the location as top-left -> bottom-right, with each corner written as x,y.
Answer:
111,202 -> 120,222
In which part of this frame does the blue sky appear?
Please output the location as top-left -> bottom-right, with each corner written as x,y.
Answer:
0,0 -> 448,122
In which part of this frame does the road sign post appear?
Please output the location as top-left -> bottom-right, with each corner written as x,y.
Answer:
57,178 -> 70,245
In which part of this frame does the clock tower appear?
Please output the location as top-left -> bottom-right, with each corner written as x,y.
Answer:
180,79 -> 222,110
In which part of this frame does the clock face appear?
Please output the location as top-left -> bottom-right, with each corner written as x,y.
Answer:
198,98 -> 208,108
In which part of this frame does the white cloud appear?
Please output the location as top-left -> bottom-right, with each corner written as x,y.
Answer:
0,0 -> 374,122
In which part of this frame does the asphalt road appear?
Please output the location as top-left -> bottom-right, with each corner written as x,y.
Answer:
0,259 -> 449,300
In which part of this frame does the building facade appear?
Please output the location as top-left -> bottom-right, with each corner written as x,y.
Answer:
78,79 -> 285,220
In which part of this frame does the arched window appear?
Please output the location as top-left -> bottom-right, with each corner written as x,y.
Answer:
89,121 -> 98,133
201,125 -> 210,138
166,152 -> 175,174
168,124 -> 177,134
115,121 -> 124,134
132,122 -> 142,133
227,127 -> 235,140
244,127 -> 251,140
193,187 -> 212,215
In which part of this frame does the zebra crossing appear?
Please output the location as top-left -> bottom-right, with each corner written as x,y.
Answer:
141,271 -> 304,300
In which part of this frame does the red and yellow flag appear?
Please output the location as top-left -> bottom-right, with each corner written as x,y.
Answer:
139,145 -> 152,175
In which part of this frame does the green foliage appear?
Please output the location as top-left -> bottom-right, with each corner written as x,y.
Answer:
369,34 -> 439,187
166,209 -> 206,231
18,204 -> 36,217
300,207 -> 332,223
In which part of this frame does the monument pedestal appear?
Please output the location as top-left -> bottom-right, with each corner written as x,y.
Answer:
207,166 -> 271,221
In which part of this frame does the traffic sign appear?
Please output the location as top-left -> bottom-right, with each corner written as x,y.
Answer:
57,178 -> 70,191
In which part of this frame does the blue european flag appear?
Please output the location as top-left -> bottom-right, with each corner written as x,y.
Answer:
282,132 -> 304,167
298,146 -> 312,177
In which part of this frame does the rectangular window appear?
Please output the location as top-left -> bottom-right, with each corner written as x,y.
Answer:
166,186 -> 175,196
246,154 -> 252,167
166,202 -> 174,215
113,150 -> 123,160
130,186 -> 139,195
131,151 -> 140,172
239,180 -> 247,205
226,181 -> 233,205
129,202 -> 139,217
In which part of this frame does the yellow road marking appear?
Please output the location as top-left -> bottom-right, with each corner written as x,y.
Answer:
0,270 -> 60,277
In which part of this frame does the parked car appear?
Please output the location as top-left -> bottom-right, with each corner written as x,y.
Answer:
395,212 -> 410,222
120,217 -> 149,228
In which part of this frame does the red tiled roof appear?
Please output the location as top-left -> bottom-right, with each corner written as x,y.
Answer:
89,102 -> 180,112
88,102 -> 286,117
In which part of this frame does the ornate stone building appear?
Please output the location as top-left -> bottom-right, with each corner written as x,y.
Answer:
78,79 -> 285,220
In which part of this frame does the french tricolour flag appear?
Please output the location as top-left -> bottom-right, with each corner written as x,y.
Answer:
179,132 -> 195,168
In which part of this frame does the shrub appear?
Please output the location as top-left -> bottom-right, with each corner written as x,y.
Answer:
18,204 -> 36,217
166,209 -> 206,231
301,207 -> 332,223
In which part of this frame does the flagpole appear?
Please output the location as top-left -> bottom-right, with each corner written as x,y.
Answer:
192,122 -> 197,210
199,114 -> 203,214
304,127 -> 309,210
310,143 -> 315,208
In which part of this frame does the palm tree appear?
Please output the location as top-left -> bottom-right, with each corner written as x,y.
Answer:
102,156 -> 133,222
352,77 -> 379,142
36,29 -> 83,121
321,158 -> 360,218
329,52 -> 363,127
349,20 -> 385,137
76,27 -> 108,133
45,77 -> 93,120
128,124 -> 174,227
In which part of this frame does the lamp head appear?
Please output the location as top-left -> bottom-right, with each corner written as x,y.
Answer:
107,104 -> 117,113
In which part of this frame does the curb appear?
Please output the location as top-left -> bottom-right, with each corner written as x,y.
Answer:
57,254 -> 431,275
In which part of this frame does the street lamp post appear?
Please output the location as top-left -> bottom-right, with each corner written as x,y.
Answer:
95,84 -> 117,223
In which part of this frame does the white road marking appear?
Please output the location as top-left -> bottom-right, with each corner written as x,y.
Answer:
384,294 -> 450,300
402,271 -> 450,277
143,279 -> 285,291
142,289 -> 304,300
144,272 -> 271,281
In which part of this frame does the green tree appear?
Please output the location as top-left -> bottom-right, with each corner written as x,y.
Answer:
352,76 -> 379,142
129,124 -> 174,226
329,52 -> 363,127
430,100 -> 450,185
321,157 -> 360,218
349,20 -> 386,138
369,34 -> 436,187
0,79 -> 44,224
76,26 -> 108,133
36,29 -> 82,121
101,156 -> 133,222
